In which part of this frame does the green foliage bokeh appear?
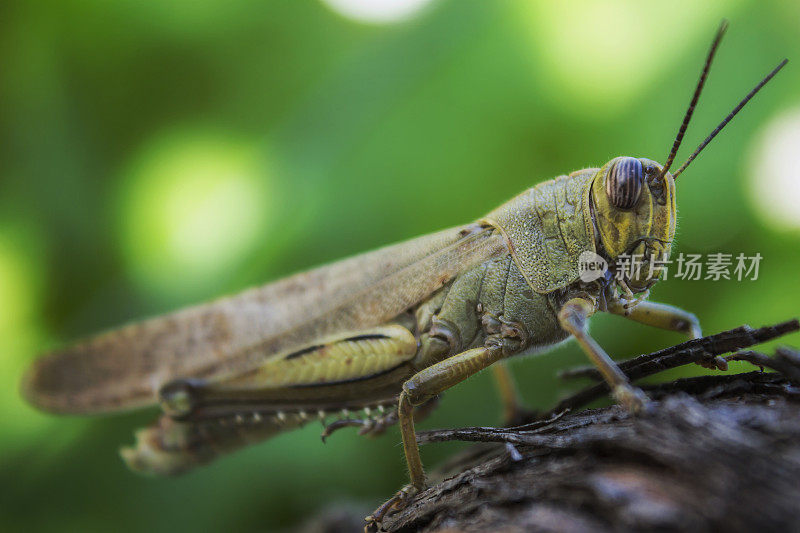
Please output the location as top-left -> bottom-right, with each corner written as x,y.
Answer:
2,1 -> 799,531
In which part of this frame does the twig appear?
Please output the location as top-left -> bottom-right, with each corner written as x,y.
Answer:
418,362 -> 800,446
558,319 -> 799,381
727,347 -> 800,381
543,320 -> 798,417
415,320 -> 800,447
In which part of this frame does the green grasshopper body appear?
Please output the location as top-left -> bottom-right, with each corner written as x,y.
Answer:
22,158 -> 679,479
22,21 -> 786,529
24,160 -> 679,473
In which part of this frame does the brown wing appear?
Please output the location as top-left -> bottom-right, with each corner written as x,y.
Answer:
23,223 -> 508,414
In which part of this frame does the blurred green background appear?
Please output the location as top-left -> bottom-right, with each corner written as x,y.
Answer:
2,0 -> 800,531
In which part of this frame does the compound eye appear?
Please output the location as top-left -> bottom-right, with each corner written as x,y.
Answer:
606,157 -> 644,209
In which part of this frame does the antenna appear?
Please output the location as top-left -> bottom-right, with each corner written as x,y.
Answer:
673,58 -> 788,178
656,20 -> 728,181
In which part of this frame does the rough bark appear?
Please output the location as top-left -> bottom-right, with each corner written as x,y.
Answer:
375,319 -> 800,533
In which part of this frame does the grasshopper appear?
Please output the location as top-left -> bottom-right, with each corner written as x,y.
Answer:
22,21 -> 786,529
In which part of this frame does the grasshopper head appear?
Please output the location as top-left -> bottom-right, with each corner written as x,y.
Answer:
589,21 -> 786,293
591,157 -> 675,292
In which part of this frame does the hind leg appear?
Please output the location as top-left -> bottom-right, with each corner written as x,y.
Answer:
366,344 -> 506,530
320,397 -> 440,442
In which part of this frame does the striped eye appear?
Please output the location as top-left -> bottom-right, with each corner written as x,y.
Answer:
606,157 -> 643,209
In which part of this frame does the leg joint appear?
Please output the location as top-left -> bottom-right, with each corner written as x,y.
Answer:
159,378 -> 204,420
401,381 -> 430,407
558,299 -> 592,331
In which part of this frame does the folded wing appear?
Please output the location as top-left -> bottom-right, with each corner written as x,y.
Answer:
23,224 -> 508,414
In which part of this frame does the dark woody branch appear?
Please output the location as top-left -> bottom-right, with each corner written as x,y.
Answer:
373,318 -> 800,533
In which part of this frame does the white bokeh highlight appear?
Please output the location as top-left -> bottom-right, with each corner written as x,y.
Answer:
749,108 -> 800,230
321,0 -> 433,24
119,132 -> 271,296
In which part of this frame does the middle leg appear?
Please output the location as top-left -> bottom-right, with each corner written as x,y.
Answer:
491,361 -> 529,425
